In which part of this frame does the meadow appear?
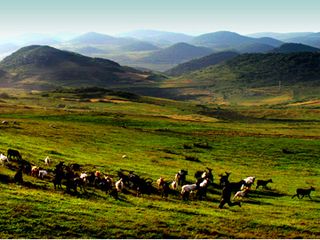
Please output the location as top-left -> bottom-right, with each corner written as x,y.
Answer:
0,88 -> 319,238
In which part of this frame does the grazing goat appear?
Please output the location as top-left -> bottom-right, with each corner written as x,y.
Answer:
158,180 -> 170,198
99,175 -> 114,193
175,169 -> 188,186
256,179 -> 273,189
292,187 -> 315,200
80,172 -> 88,183
70,163 -> 81,171
38,170 -> 48,179
0,153 -> 9,165
53,162 -> 64,190
219,172 -> 231,187
44,156 -> 51,166
156,177 -> 165,189
7,149 -> 22,161
115,178 -> 124,192
195,167 -> 214,183
171,180 -> 178,190
31,166 -> 40,177
233,187 -> 250,200
243,176 -> 255,188
14,168 -> 23,184
196,178 -> 210,200
181,183 -> 198,201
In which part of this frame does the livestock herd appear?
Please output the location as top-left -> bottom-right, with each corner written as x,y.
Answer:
0,148 -> 316,208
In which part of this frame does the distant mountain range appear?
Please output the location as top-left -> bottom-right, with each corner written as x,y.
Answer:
247,32 -> 314,41
1,30 -> 320,73
0,45 -> 319,104
140,42 -> 213,64
117,29 -> 193,46
286,33 -> 320,48
191,31 -> 283,51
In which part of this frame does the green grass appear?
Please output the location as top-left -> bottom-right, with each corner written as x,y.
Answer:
0,89 -> 319,238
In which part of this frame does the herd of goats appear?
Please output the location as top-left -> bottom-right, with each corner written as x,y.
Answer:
0,148 -> 316,209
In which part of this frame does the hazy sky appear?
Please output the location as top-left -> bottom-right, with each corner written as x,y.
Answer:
0,0 -> 319,37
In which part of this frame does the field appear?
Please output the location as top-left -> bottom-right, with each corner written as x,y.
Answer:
0,88 -> 319,238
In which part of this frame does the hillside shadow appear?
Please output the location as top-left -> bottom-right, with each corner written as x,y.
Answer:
22,181 -> 49,190
0,173 -> 12,184
242,198 -> 273,206
250,189 -> 288,198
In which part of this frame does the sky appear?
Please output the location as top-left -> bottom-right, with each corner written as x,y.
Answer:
0,0 -> 319,38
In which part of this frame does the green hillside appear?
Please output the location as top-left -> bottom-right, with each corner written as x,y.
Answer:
165,51 -> 239,76
271,43 -> 320,53
0,45 -> 153,89
160,52 -> 320,104
0,87 -> 319,238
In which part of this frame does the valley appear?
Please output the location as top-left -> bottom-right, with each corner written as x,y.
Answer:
0,27 -> 319,239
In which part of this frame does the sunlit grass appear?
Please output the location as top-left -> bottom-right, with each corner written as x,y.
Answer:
0,89 -> 319,238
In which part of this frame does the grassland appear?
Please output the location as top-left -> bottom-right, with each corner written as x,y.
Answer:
0,88 -> 319,238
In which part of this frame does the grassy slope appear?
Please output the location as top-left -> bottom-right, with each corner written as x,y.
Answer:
0,89 -> 319,238
160,53 -> 320,104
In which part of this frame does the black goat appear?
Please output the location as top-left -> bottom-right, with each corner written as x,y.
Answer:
159,181 -> 170,198
219,172 -> 231,187
292,187 -> 315,200
7,149 -> 22,161
194,167 -> 213,183
175,169 -> 188,186
256,179 -> 273,189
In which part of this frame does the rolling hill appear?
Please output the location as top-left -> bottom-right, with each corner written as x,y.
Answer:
67,32 -> 145,49
236,42 -> 275,53
140,42 -> 213,65
157,52 -> 320,102
0,45 -> 152,89
176,52 -> 320,87
165,51 -> 239,76
271,43 -> 320,53
191,31 -> 283,52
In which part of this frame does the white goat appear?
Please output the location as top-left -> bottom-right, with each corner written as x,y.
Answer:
181,183 -> 198,200
44,156 -> 51,166
243,176 -> 255,188
156,177 -> 165,189
233,187 -> 250,200
200,178 -> 209,188
115,178 -> 124,192
38,170 -> 48,179
0,153 -> 9,165
31,166 -> 40,177
171,180 -> 177,190
80,172 -> 88,183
